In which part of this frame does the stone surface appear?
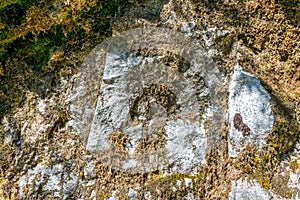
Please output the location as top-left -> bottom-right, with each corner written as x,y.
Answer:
229,178 -> 271,200
1,1 -> 299,199
18,164 -> 78,199
70,27 -> 228,173
288,171 -> 300,199
128,188 -> 138,200
86,51 -> 208,172
228,61 -> 274,157
180,21 -> 195,36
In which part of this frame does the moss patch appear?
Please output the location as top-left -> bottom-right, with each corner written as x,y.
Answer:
0,0 -> 133,119
290,159 -> 299,172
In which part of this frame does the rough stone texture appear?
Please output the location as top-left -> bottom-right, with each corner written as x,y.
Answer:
271,146 -> 300,199
18,163 -> 78,199
86,51 -> 208,173
1,0 -> 299,199
68,27 -> 228,174
229,178 -> 271,200
228,61 -> 274,157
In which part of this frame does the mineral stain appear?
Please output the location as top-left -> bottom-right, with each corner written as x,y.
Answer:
233,113 -> 251,137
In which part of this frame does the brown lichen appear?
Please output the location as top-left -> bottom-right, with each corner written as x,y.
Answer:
108,130 -> 130,154
134,127 -> 167,153
130,84 -> 179,120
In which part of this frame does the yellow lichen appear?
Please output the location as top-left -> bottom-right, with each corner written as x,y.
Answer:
290,159 -> 299,173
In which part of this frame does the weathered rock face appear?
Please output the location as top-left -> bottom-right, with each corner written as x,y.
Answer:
1,1 -> 299,199
228,61 -> 274,157
229,178 -> 271,200
68,26 -> 297,199
18,164 -> 78,198
70,27 -> 227,173
87,51 -> 210,172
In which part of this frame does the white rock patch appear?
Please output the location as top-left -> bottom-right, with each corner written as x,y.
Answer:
229,178 -> 271,200
87,52 -> 208,173
228,61 -> 274,157
18,164 -> 78,199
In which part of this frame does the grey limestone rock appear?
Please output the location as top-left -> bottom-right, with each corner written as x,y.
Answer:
228,61 -> 274,157
229,179 -> 271,200
69,27 -> 228,173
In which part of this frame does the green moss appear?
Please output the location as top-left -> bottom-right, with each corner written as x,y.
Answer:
277,0 -> 300,26
158,173 -> 192,185
97,190 -> 112,199
0,0 -> 132,119
234,114 -> 299,193
235,144 -> 279,189
290,159 -> 299,172
0,0 -> 54,28
269,117 -> 299,153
